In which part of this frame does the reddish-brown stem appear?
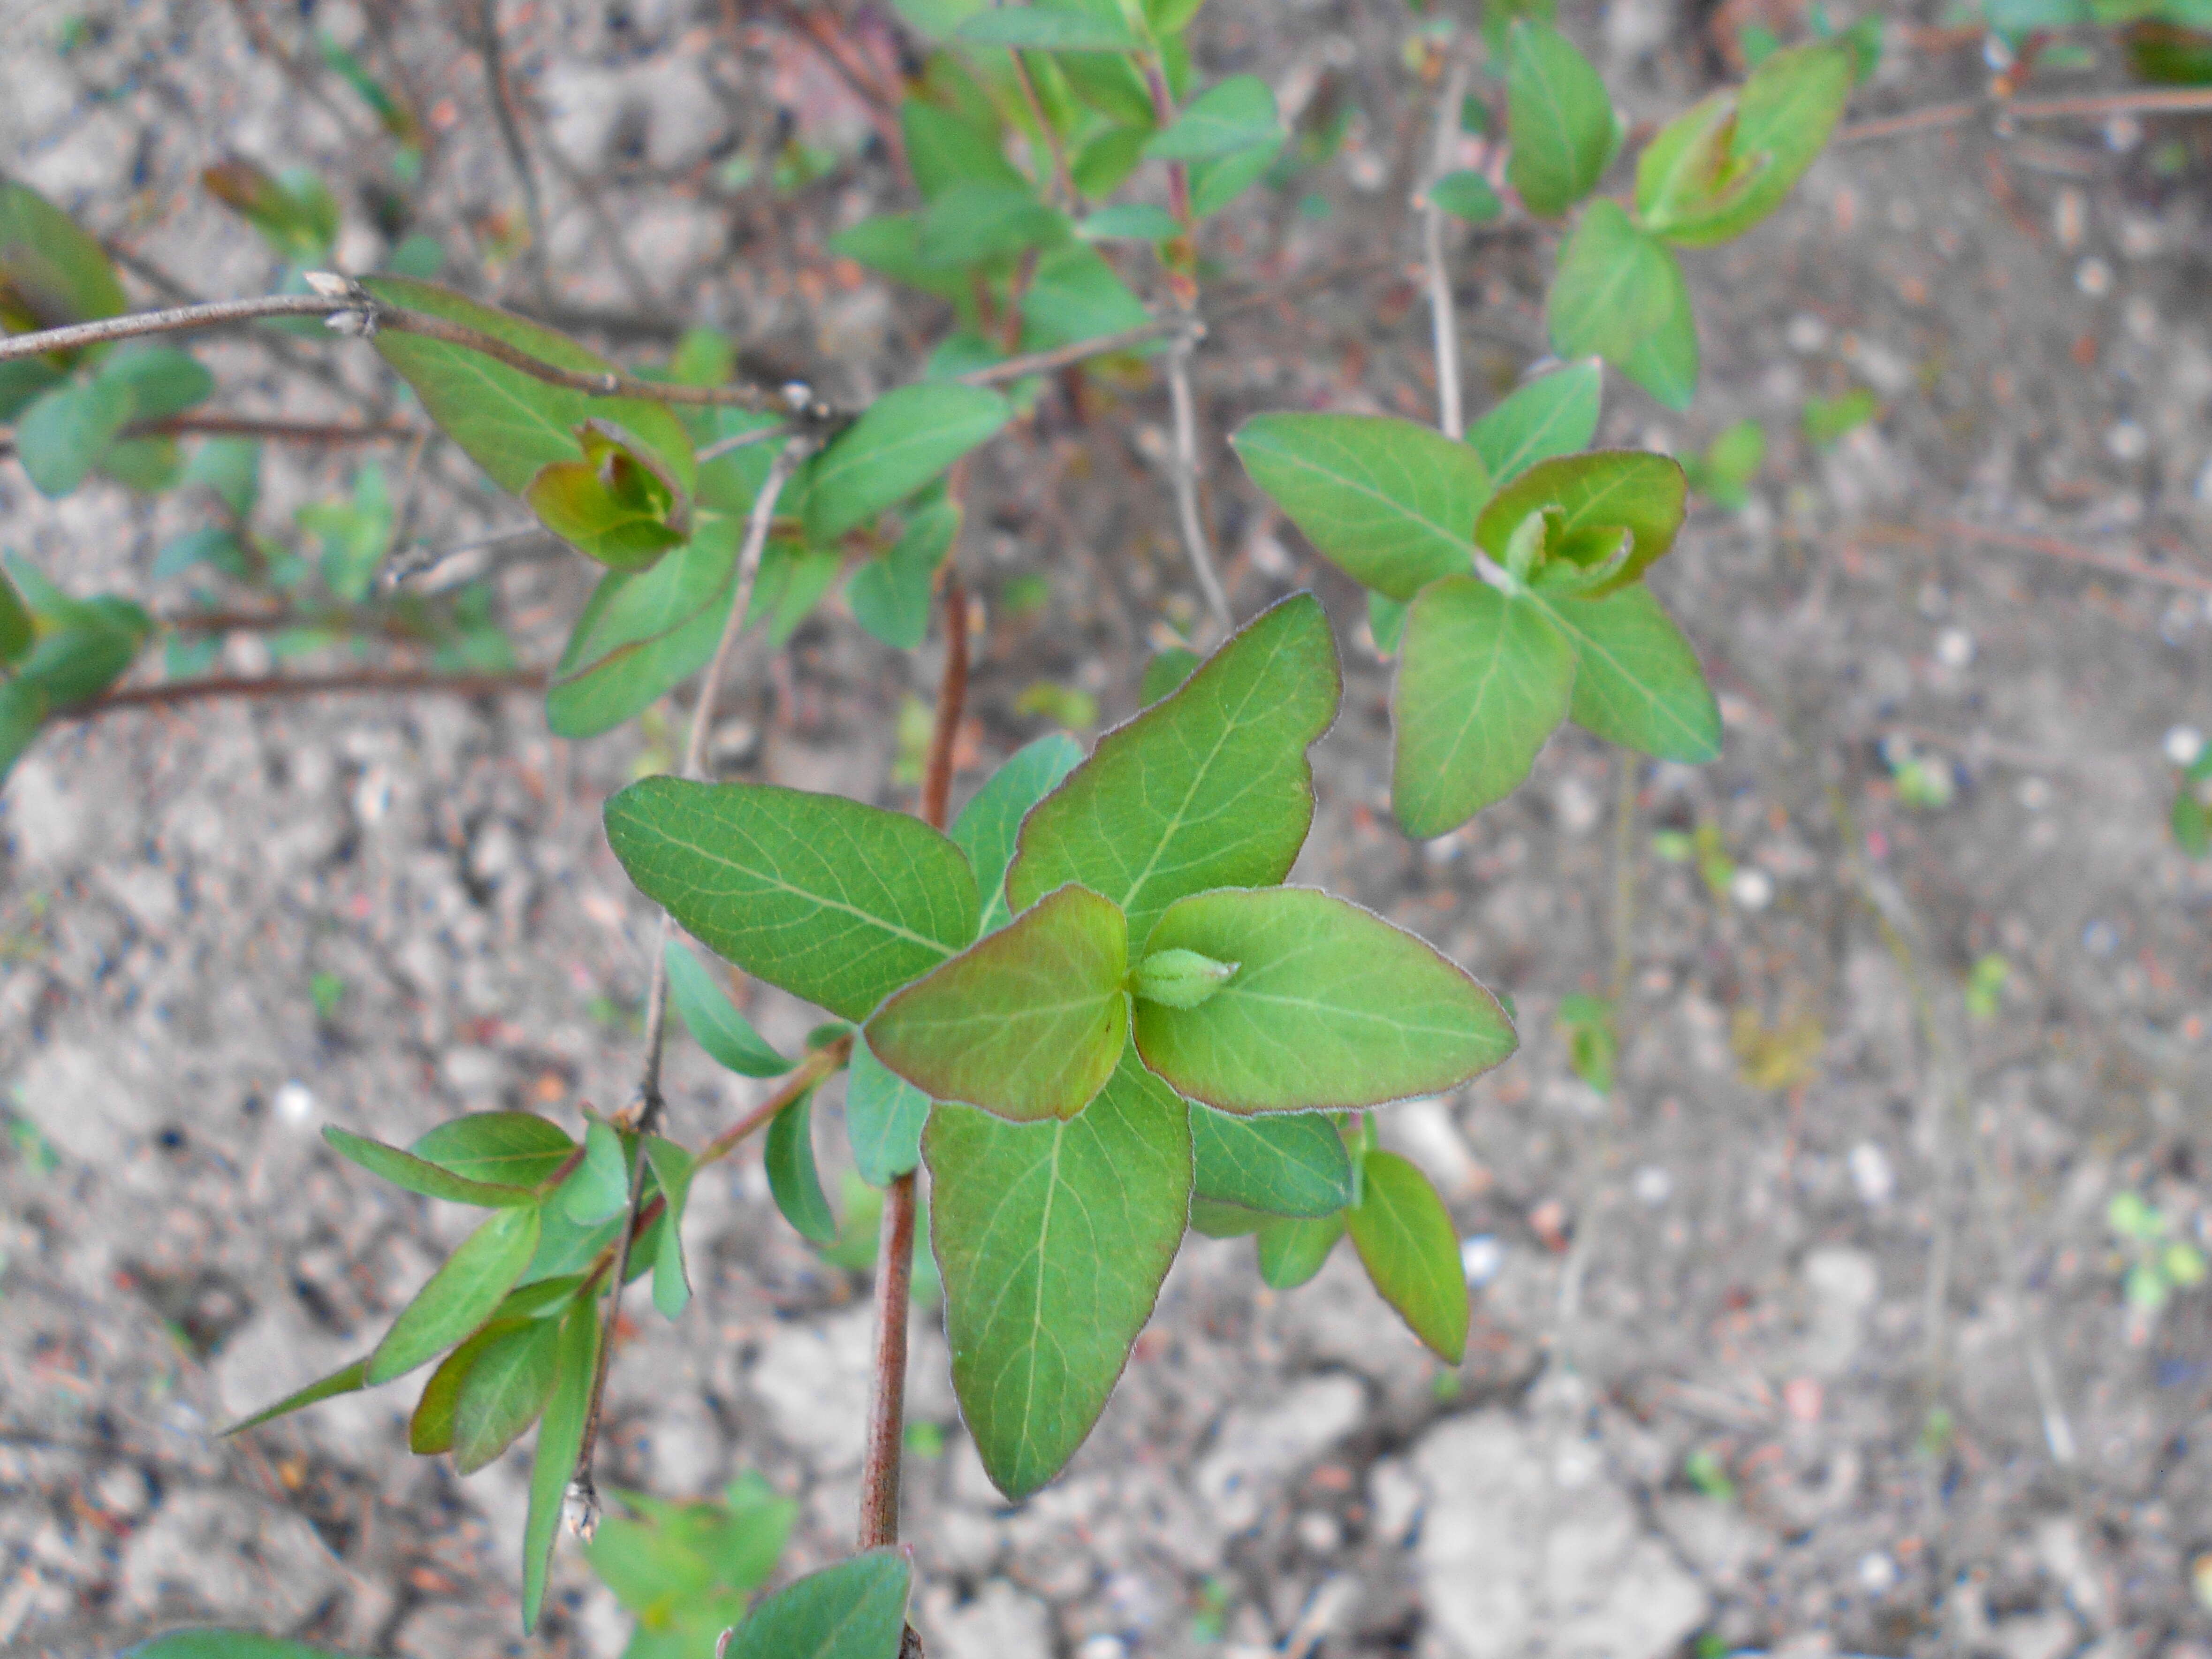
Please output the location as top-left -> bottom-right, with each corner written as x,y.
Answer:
60,666 -> 546,716
856,576 -> 969,1553
693,1036 -> 853,1170
1838,83 -> 2212,145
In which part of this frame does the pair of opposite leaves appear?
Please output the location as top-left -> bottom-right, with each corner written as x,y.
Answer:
606,593 -> 1519,1129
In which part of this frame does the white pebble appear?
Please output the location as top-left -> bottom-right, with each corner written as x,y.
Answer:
274,1081 -> 318,1127
1078,1639 -> 1128,1659
2076,258 -> 2113,297
1785,313 -> 1830,353
1730,867 -> 1775,911
2168,726 -> 2206,769
1935,626 -> 1975,669
1858,1550 -> 1900,1592
1632,1165 -> 1673,1206
1460,1234 -> 1505,1286
2017,777 -> 2052,812
1849,1141 -> 1896,1205
2106,421 -> 2149,462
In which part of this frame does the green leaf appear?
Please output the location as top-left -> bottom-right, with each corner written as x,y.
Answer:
1131,946 -> 1238,1008
222,1355 -> 370,1436
98,345 -> 214,422
919,182 -> 1068,266
15,375 -> 134,496
6,580 -> 148,705
1256,1211 -> 1344,1288
409,1320 -> 502,1454
1802,387 -> 1878,448
1505,20 -> 1620,215
0,567 -> 30,665
604,776 -> 980,1021
1468,365 -> 1592,487
1191,1106 -> 1351,1216
1019,242 -> 1152,350
95,434 -> 183,494
950,731 -> 1087,935
525,424 -> 691,572
926,1043 -> 1191,1498
2177,786 -> 2210,858
666,941 -> 791,1077
324,1125 -> 546,1207
1060,49 -> 1160,127
1543,580 -> 1720,761
367,1203 -> 543,1384
124,1634 -> 362,1659
1687,419 -> 1765,508
832,213 -> 974,301
1474,449 -> 1688,597
1079,203 -> 1183,242
411,1112 -> 578,1189
1347,1150 -> 1468,1362
1071,127 -> 1151,198
547,512 -> 743,739
904,100 -> 1025,201
1645,44 -> 1852,247
1132,887 -> 1516,1112
867,884 -> 1129,1122
360,275 -> 694,499
1547,200 -> 1675,369
1138,645 -> 1201,704
1188,136 -> 1285,216
1617,242 -> 1698,410
562,1120 -> 631,1225
1368,592 -> 1407,657
296,462 -> 395,601
645,1135 -> 697,1318
846,1034 -> 934,1185
1191,1197 -> 1265,1237
958,4 -> 1142,49
721,1550 -> 912,1659
0,357 -> 64,420
1429,170 -> 1503,221
1231,415 -> 1492,600
1007,593 -> 1339,947
766,1090 -> 839,1244
523,1294 -> 602,1631
453,1316 -> 562,1473
851,497 -> 959,650
1391,574 -> 1576,836
804,383 -> 1011,544
745,543 -> 842,646
0,678 -> 44,780
0,178 -> 127,336
1145,76 -> 1280,160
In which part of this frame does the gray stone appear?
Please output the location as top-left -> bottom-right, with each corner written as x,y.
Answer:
119,1488 -> 344,1627
923,1579 -> 1056,1659
13,1041 -> 157,1164
1409,1409 -> 1707,1659
1994,1611 -> 2083,1659
750,1307 -> 876,1471
1192,1374 -> 1366,1533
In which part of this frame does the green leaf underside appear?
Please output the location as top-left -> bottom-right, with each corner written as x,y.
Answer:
766,1091 -> 840,1244
645,1135 -> 696,1319
1139,646 -> 1201,705
1551,581 -> 1720,761
721,1550 -> 912,1659
851,496 -> 958,650
410,1321 -> 503,1454
1506,19 -> 1619,216
361,275 -> 692,498
224,1356 -> 369,1437
1431,170 -> 1503,221
453,1317 -> 562,1473
1132,887 -> 1516,1112
926,1043 -> 1191,1498
1145,75 -> 1279,160
1348,1150 -> 1469,1362
1257,1211 -> 1345,1289
1644,45 -> 1852,248
951,731 -> 1087,936
563,1120 -> 631,1225
523,1296 -> 602,1631
1393,574 -> 1577,837
0,178 -> 128,333
803,383 -> 1011,545
1617,243 -> 1699,411
1231,415 -> 1492,601
368,1204 -> 543,1385
123,1635 -> 361,1659
958,6 -> 1141,49
868,884 -> 1129,1122
412,1112 -> 578,1187
1547,200 -> 1674,367
547,513 -> 740,739
1476,451 -> 1686,595
1467,362 -> 1603,485
846,1034 -> 935,1185
324,1125 -> 542,1207
1007,594 -> 1339,948
1190,1106 -> 1353,1216
665,941 -> 791,1077
604,776 -> 980,1022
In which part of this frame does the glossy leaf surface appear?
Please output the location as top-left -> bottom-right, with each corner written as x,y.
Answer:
1474,449 -> 1688,597
1190,1106 -> 1352,1216
1347,1150 -> 1469,1362
1257,1212 -> 1345,1289
523,1296 -> 602,1630
1505,20 -> 1619,215
367,1203 -> 542,1384
951,731 -> 1086,935
665,941 -> 791,1077
803,383 -> 1010,544
1546,581 -> 1720,761
453,1317 -> 561,1473
720,1550 -> 912,1659
845,1034 -> 934,1186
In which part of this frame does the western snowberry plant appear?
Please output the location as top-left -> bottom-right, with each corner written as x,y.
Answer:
0,1 -> 1876,1654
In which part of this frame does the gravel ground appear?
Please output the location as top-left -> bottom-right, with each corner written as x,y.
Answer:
4,1 -> 2212,1657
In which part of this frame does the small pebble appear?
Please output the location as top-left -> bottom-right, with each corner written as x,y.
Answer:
273,1082 -> 318,1126
1935,626 -> 1974,669
2076,258 -> 2113,297
2082,919 -> 2119,958
1849,1142 -> 1896,1206
1294,1509 -> 1343,1554
1730,867 -> 1774,911
1859,1550 -> 1901,1592
2106,421 -> 2149,462
1460,1235 -> 1505,1285
2106,114 -> 2144,153
2166,726 -> 2205,769
1078,1637 -> 1129,1659
1785,313 -> 1830,353
1783,1377 -> 1824,1423
1632,1165 -> 1672,1206
2017,778 -> 2051,812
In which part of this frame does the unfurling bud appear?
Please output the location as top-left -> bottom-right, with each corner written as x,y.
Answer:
1130,948 -> 1239,1010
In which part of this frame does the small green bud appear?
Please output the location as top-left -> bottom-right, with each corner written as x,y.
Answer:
1502,508 -> 1550,584
1131,948 -> 1239,1009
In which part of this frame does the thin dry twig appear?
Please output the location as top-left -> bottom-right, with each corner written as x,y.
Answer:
1164,342 -> 1232,635
1420,61 -> 1473,441
1857,520 -> 2212,595
1838,83 -> 2212,144
60,666 -> 545,715
477,0 -> 549,284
